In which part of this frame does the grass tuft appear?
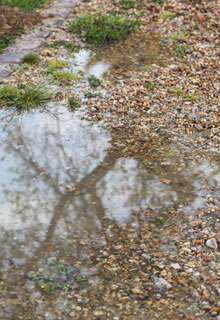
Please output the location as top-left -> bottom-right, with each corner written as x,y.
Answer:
161,12 -> 175,19
88,75 -> 102,87
52,71 -> 78,85
174,43 -> 188,57
68,96 -> 81,110
23,53 -> 39,64
68,14 -> 139,45
145,82 -> 156,90
0,85 -> 50,110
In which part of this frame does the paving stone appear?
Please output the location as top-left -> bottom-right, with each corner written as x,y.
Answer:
42,8 -> 71,19
0,64 -> 14,82
42,18 -> 64,28
27,27 -> 52,39
0,52 -> 27,64
8,39 -> 43,52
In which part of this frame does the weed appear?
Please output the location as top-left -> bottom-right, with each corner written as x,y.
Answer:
52,71 -> 77,85
2,0 -> 45,12
149,217 -> 165,226
174,43 -> 188,57
68,14 -> 139,45
47,59 -> 69,73
45,41 -> 80,52
142,65 -> 155,72
163,149 -> 176,158
184,93 -> 197,101
169,31 -> 187,42
0,33 -> 14,53
145,82 -> 156,89
68,96 -> 81,110
0,85 -> 49,110
161,12 -> 175,19
88,75 -> 102,87
171,88 -> 184,96
23,53 -> 39,64
153,0 -> 166,3
84,90 -> 100,98
120,0 -> 142,10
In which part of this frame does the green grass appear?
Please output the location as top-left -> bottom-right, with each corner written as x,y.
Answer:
153,0 -> 166,3
161,12 -> 175,19
45,41 -> 80,52
145,82 -> 156,89
120,0 -> 142,10
184,93 -> 197,101
23,53 -> 39,64
169,32 -> 187,42
2,0 -> 45,12
171,88 -> 184,96
174,43 -> 188,57
84,90 -> 100,98
68,14 -> 140,45
0,32 -> 14,53
52,71 -> 78,85
0,85 -> 50,110
68,96 -> 81,110
88,75 -> 102,87
47,59 -> 69,73
163,149 -> 176,158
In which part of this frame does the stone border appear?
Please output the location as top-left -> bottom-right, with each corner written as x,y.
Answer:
0,0 -> 79,83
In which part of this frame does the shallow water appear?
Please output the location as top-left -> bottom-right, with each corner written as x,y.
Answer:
0,106 -> 219,272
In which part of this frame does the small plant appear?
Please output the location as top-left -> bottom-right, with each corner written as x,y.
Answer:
52,71 -> 77,85
0,85 -> 49,110
23,53 -> 39,64
163,149 -> 176,158
184,93 -> 197,101
84,90 -> 100,98
169,31 -> 187,42
142,65 -> 155,72
145,82 -> 156,89
48,59 -> 69,69
27,257 -> 87,293
68,14 -> 139,45
68,96 -> 81,110
120,0 -> 142,10
0,32 -> 14,53
174,43 -> 188,58
88,75 -> 102,87
161,12 -> 175,19
45,41 -> 80,52
171,88 -> 184,96
47,59 -> 69,73
153,0 -> 166,3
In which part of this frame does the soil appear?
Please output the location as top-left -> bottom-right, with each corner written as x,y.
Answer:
0,2 -> 41,38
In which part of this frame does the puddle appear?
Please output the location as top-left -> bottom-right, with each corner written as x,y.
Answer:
86,31 -> 172,77
0,106 -> 219,271
0,106 -> 219,318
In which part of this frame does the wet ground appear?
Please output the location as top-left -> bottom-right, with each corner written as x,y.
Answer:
0,0 -> 220,319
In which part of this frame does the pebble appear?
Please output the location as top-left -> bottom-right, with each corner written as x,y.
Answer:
154,278 -> 172,290
171,263 -> 181,270
206,238 -> 218,250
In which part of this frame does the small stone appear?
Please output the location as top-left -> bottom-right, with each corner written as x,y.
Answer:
154,278 -> 172,290
171,263 -> 181,270
131,288 -> 144,294
206,238 -> 218,250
